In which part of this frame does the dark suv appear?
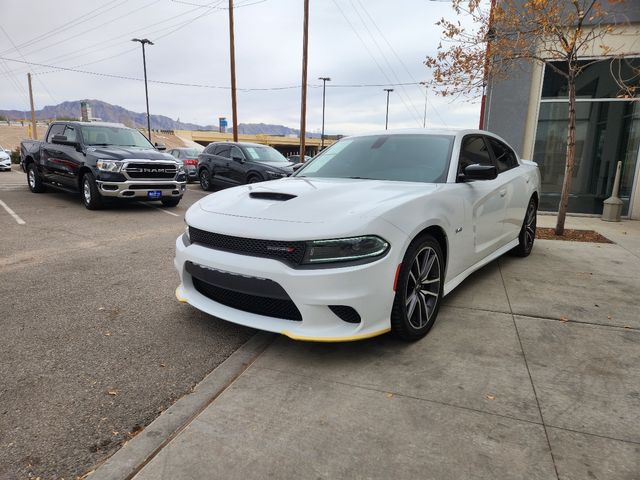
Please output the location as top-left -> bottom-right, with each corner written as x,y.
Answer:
197,142 -> 295,191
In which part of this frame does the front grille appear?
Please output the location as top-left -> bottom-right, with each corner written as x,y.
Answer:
192,277 -> 302,321
189,227 -> 306,265
124,162 -> 177,179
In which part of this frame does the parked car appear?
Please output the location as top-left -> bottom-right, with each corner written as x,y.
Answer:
20,121 -> 187,209
0,145 -> 11,171
167,147 -> 202,182
197,142 -> 296,191
287,155 -> 312,163
175,129 -> 540,342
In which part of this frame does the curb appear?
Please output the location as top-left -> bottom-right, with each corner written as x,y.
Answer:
88,331 -> 275,480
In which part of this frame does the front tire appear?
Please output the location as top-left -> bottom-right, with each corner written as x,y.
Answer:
199,169 -> 213,191
247,174 -> 261,184
27,163 -> 45,193
81,172 -> 104,210
391,235 -> 444,341
512,198 -> 537,257
161,197 -> 181,207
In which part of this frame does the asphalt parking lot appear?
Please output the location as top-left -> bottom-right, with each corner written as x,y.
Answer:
0,166 -> 254,479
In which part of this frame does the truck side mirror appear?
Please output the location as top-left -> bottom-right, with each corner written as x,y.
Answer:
154,142 -> 166,151
51,135 -> 69,145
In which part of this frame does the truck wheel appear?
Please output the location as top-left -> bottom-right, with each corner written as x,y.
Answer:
161,197 -> 181,207
27,164 -> 46,193
81,172 -> 104,210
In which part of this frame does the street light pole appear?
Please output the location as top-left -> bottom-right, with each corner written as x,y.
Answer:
384,88 -> 393,130
318,76 -> 331,149
132,38 -> 154,142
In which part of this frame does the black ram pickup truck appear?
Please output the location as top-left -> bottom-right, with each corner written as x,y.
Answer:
20,121 -> 187,209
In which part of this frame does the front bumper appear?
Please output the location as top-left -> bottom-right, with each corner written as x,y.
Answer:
96,179 -> 187,198
174,235 -> 399,341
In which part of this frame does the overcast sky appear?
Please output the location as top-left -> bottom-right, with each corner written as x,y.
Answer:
0,0 -> 482,135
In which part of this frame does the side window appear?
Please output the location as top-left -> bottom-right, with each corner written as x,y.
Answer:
487,137 -> 518,173
458,135 -> 492,175
63,125 -> 77,143
46,124 -> 65,142
230,146 -> 244,160
216,145 -> 232,159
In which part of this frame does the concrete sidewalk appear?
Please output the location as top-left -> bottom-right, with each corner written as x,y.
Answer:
91,218 -> 640,480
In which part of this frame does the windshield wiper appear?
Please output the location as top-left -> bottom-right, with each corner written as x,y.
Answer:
346,176 -> 376,180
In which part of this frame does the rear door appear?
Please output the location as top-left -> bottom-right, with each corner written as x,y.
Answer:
211,144 -> 233,185
485,135 -> 528,242
41,123 -> 65,181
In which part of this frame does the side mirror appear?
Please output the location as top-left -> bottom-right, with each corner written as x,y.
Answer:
51,134 -> 69,145
232,156 -> 244,163
292,163 -> 304,172
460,164 -> 497,181
154,142 -> 166,151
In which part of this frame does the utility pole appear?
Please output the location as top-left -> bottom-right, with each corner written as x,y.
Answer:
299,0 -> 309,159
132,38 -> 154,142
27,73 -> 37,139
384,88 -> 393,130
420,82 -> 427,128
228,0 -> 239,142
318,77 -> 330,149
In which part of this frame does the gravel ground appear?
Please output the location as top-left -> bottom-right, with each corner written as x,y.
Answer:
0,173 -> 254,479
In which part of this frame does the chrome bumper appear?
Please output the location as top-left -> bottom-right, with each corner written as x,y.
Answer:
96,179 -> 187,198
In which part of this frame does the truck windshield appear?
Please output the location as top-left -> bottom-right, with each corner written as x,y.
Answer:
80,126 -> 153,148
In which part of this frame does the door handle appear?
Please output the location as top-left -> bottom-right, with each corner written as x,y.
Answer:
499,189 -> 507,197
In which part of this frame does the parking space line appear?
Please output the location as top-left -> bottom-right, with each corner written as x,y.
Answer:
187,188 -> 209,195
136,201 -> 181,217
0,199 -> 26,225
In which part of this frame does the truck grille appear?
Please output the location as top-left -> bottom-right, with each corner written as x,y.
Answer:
124,162 -> 177,179
189,227 -> 306,265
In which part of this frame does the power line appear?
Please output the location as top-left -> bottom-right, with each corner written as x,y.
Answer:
0,56 -> 423,91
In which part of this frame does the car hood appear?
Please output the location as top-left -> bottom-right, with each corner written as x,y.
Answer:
197,177 -> 439,223
0,152 -> 10,160
84,146 -> 175,161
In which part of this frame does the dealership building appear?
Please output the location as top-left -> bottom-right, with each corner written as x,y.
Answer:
484,2 -> 640,219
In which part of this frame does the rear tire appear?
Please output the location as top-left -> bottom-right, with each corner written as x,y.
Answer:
199,169 -> 213,191
81,172 -> 104,210
512,198 -> 537,257
161,197 -> 181,207
26,163 -> 45,193
390,234 -> 444,341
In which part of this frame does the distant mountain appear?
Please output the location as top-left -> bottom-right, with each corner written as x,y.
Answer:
0,99 -> 319,137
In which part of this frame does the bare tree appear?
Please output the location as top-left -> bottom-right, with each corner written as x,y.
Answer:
426,0 -> 633,235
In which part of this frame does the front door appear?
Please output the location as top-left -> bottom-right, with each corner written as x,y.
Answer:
457,135 -> 508,262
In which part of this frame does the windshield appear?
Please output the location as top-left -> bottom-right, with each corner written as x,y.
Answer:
294,134 -> 454,183
80,126 -> 154,148
181,148 -> 202,157
243,146 -> 288,163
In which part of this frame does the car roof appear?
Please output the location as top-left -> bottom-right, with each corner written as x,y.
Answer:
209,141 -> 267,148
56,121 -> 128,128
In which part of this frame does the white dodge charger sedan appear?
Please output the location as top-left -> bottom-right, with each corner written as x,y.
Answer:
175,129 -> 540,342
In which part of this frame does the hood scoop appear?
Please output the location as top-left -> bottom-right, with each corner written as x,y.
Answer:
249,191 -> 297,201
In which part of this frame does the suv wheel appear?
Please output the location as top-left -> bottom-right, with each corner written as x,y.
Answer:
27,164 -> 45,193
199,169 -> 213,191
81,172 -> 104,210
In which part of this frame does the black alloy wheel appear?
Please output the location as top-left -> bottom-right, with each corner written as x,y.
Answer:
391,234 -> 444,341
199,170 -> 213,191
512,198 -> 537,257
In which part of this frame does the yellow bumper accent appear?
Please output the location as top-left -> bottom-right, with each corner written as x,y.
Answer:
281,327 -> 390,343
175,286 -> 188,303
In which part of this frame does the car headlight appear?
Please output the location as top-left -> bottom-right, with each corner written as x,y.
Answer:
265,170 -> 286,178
302,236 -> 389,264
96,160 -> 122,172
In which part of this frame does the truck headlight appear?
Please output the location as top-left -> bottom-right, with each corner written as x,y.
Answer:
96,160 -> 122,172
302,236 -> 389,264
